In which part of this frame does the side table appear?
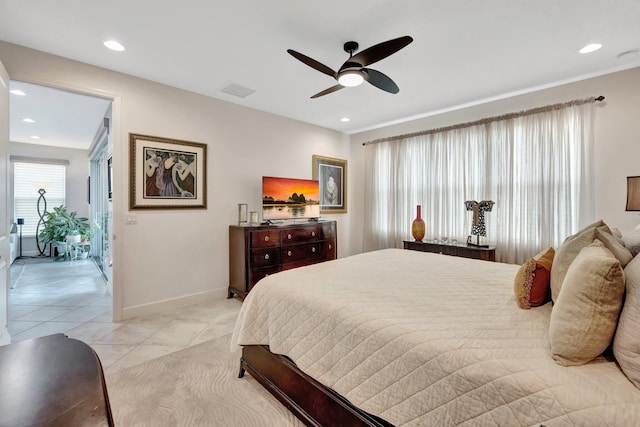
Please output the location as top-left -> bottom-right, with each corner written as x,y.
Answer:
0,334 -> 114,426
403,240 -> 496,261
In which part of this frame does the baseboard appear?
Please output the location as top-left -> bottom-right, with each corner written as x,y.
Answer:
120,287 -> 228,320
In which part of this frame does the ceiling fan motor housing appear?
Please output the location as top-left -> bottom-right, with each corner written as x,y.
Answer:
343,41 -> 359,55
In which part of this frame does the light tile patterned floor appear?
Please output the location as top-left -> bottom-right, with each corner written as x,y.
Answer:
8,257 -> 242,374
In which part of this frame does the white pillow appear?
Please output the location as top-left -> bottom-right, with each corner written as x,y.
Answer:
622,228 -> 640,257
613,255 -> 640,388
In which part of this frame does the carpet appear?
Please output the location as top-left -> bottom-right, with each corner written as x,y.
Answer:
106,334 -> 303,427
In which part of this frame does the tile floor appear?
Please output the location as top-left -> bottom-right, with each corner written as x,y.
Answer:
8,257 -> 242,374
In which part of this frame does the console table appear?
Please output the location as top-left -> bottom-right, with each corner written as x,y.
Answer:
403,240 -> 496,261
0,333 -> 114,426
229,221 -> 337,299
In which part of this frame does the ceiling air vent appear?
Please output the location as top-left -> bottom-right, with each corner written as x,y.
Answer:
220,82 -> 255,99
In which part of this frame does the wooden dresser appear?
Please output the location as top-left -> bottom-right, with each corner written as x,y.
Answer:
228,221 -> 337,299
403,240 -> 496,261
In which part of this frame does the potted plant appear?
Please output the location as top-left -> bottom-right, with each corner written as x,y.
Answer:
39,205 -> 90,260
81,220 -> 100,243
77,220 -> 99,259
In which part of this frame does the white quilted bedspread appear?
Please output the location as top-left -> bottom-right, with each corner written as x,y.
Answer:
231,249 -> 640,426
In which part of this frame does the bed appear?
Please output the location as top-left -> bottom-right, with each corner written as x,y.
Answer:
231,248 -> 640,426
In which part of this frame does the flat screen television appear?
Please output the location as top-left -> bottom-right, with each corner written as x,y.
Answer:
262,176 -> 320,221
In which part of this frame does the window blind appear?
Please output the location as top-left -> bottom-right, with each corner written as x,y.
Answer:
13,162 -> 66,236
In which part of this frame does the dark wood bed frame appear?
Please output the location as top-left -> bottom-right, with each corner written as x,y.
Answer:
239,345 -> 393,427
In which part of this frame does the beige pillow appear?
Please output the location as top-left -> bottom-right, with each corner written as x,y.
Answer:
595,228 -> 633,268
549,240 -> 625,366
613,255 -> 640,389
550,220 -> 611,303
514,247 -> 555,309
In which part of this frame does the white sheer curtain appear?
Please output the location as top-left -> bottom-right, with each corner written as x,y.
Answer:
363,101 -> 596,264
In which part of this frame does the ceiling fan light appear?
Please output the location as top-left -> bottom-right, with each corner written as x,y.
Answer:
338,71 -> 364,87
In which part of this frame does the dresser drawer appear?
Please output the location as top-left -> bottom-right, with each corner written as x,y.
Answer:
251,247 -> 281,267
321,239 -> 336,260
282,242 -> 320,263
282,259 -> 318,271
282,226 -> 320,244
248,266 -> 281,291
251,230 -> 281,248
320,224 -> 335,240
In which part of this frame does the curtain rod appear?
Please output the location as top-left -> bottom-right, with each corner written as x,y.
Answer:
362,95 -> 605,146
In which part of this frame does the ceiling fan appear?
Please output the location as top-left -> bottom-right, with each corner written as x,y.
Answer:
287,35 -> 413,99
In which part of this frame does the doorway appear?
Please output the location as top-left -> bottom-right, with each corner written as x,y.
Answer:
6,81 -> 115,341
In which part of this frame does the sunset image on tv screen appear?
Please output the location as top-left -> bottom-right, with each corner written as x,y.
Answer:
262,176 -> 320,220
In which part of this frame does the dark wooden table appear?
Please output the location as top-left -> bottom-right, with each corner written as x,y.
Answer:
0,333 -> 114,427
403,240 -> 496,261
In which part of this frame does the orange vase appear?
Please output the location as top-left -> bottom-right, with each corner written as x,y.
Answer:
412,205 -> 425,242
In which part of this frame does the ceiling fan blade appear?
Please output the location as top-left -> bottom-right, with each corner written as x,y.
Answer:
311,84 -> 345,99
364,68 -> 400,94
287,49 -> 336,78
349,36 -> 413,68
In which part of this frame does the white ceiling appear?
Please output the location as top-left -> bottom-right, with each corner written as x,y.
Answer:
1,0 -> 640,150
9,81 -> 111,149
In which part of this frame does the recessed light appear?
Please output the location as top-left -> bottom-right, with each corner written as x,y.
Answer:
104,40 -> 125,52
579,43 -> 602,54
340,117 -> 351,122
22,118 -> 35,123
10,89 -> 26,96
31,136 -> 40,140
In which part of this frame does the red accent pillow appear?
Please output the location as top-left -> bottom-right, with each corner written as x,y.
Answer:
514,247 -> 555,309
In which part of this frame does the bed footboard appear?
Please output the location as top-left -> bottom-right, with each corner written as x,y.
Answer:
239,345 -> 393,427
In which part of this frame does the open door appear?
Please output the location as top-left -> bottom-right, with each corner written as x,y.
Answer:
0,60 -> 11,345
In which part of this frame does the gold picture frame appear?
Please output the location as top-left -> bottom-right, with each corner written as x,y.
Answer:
312,154 -> 347,214
129,133 -> 207,210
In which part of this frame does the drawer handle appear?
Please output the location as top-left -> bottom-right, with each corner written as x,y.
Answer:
287,250 -> 292,256
264,236 -> 269,242
311,231 -> 316,237
329,244 -> 332,249
287,233 -> 292,239
312,247 -> 316,253
264,254 -> 270,260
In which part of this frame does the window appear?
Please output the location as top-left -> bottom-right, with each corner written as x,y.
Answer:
13,162 -> 66,236
363,100 -> 596,264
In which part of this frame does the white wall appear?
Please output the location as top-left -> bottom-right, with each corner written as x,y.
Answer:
9,142 -> 90,256
0,41 -> 351,320
349,67 -> 640,255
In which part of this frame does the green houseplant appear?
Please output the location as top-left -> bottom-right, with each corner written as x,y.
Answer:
39,205 -> 90,260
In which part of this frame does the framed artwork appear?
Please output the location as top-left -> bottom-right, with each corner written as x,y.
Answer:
312,154 -> 347,214
129,133 -> 207,210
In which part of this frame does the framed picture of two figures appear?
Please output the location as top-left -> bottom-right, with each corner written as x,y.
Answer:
129,133 -> 207,210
